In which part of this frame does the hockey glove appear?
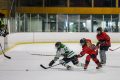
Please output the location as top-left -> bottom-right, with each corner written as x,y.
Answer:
49,60 -> 55,66
74,55 -> 78,59
77,51 -> 85,58
99,39 -> 106,44
64,53 -> 68,58
96,42 -> 100,46
102,41 -> 106,44
2,34 -> 6,37
72,55 -> 79,64
64,51 -> 69,58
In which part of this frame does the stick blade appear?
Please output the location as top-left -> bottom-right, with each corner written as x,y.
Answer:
4,55 -> 11,59
40,64 -> 47,69
109,49 -> 114,51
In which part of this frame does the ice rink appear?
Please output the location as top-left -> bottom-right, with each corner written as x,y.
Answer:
0,43 -> 120,80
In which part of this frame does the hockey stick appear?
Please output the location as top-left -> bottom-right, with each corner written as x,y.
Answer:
0,46 -> 11,59
26,51 -> 56,56
40,59 -> 74,69
109,47 -> 120,51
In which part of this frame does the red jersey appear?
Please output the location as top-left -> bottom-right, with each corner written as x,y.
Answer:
96,32 -> 111,46
78,39 -> 98,58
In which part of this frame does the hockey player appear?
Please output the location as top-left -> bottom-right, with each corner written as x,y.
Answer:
96,27 -> 111,65
76,38 -> 102,70
49,42 -> 84,70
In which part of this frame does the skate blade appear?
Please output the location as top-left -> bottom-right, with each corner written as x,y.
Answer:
96,67 -> 102,69
67,67 -> 74,70
84,69 -> 87,71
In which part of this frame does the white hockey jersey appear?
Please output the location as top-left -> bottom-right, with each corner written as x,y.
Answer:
54,44 -> 75,62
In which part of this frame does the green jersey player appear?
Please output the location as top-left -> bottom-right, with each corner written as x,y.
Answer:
49,42 -> 84,70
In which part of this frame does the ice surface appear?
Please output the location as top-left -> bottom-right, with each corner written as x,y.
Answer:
0,43 -> 120,80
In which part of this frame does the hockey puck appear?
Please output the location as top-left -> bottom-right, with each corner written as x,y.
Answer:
26,69 -> 28,71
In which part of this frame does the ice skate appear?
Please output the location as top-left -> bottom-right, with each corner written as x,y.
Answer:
96,64 -> 102,69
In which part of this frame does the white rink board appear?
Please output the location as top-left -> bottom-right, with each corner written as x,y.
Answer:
0,43 -> 120,80
34,32 -> 98,42
6,32 -> 120,43
0,32 -> 120,53
7,33 -> 34,44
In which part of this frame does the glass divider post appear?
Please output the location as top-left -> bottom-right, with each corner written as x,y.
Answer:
90,15 -> 92,32
14,13 -> 18,32
24,13 -> 25,32
111,15 -> 112,32
30,14 -> 31,32
46,13 -> 48,32
11,17 -> 12,33
38,14 -> 39,32
8,18 -> 10,34
103,15 -> 104,29
119,14 -> 120,32
18,13 -> 20,32
67,15 -> 68,32
56,14 -> 58,32
78,15 -> 80,32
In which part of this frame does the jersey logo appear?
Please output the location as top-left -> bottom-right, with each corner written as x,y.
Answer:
91,44 -> 96,50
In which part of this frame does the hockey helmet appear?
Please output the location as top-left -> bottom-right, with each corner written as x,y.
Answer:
80,38 -> 87,44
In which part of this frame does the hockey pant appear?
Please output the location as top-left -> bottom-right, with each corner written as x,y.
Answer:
85,53 -> 100,67
59,55 -> 84,67
99,46 -> 110,63
99,50 -> 106,63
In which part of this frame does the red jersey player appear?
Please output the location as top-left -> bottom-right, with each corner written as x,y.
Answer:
76,38 -> 102,70
96,27 -> 111,65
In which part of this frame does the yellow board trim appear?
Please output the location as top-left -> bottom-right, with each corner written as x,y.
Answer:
15,42 -> 120,44
0,44 -> 18,55
0,41 -> 120,55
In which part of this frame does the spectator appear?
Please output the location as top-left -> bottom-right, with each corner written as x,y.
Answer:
112,25 -> 116,32
104,28 -> 108,32
85,27 -> 89,32
4,25 -> 9,35
0,18 -> 4,27
0,25 -> 7,37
